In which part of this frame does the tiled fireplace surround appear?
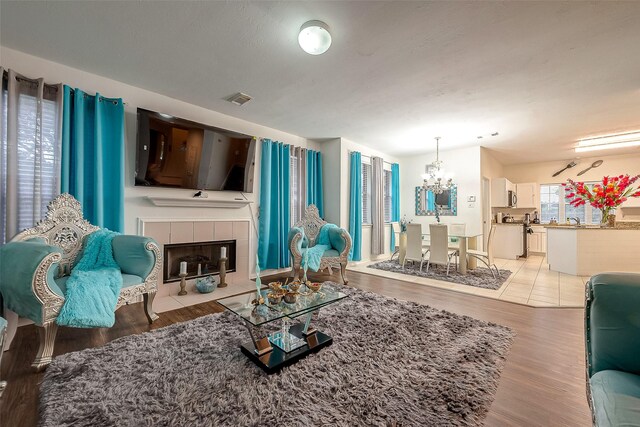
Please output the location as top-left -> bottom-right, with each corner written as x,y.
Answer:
139,218 -> 257,313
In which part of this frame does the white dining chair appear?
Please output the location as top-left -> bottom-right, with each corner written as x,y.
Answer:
390,222 -> 401,260
423,224 -> 459,275
467,225 -> 499,278
403,223 -> 428,269
448,223 -> 466,250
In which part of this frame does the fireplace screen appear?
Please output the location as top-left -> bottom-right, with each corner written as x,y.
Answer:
163,240 -> 236,283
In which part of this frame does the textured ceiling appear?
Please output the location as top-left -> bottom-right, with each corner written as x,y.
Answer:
1,1 -> 640,164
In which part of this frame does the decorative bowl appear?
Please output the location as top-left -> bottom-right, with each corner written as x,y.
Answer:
307,282 -> 322,292
195,276 -> 218,294
283,291 -> 299,304
267,292 -> 283,305
288,281 -> 302,292
268,281 -> 283,292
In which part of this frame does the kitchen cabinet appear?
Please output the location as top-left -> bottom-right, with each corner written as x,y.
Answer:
516,183 -> 537,209
493,224 -> 523,259
528,225 -> 546,253
491,178 -> 516,207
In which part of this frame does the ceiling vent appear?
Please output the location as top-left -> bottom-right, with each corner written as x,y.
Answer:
226,93 -> 253,106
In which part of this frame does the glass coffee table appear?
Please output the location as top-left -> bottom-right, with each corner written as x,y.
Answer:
217,282 -> 347,374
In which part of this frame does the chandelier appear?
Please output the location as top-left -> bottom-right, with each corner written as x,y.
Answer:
421,137 -> 454,194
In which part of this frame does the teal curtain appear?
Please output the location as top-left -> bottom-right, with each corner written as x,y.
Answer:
427,191 -> 436,211
258,139 -> 291,270
306,149 -> 324,217
348,152 -> 362,261
61,86 -> 125,232
390,163 -> 400,251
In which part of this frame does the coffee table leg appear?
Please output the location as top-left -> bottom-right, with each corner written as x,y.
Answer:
301,312 -> 317,336
242,320 -> 272,356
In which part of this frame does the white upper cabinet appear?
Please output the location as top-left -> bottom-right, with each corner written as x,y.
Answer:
491,178 -> 516,207
515,183 -> 538,209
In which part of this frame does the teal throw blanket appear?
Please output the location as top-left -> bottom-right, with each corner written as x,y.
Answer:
301,224 -> 338,272
56,229 -> 122,328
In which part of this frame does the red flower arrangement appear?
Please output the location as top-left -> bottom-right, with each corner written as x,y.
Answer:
563,174 -> 640,225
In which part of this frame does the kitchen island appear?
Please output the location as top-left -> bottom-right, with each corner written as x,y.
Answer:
545,224 -> 640,276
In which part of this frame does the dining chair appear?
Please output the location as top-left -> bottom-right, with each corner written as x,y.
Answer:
403,223 -> 428,269
390,222 -> 401,260
467,225 -> 499,278
448,223 -> 466,250
423,224 -> 459,275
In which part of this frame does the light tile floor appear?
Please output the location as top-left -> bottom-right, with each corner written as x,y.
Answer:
153,279 -> 258,313
349,254 -> 586,308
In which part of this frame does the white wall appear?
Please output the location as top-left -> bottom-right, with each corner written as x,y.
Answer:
480,147 -> 504,180
310,138 -> 342,226
503,152 -> 640,220
400,146 -> 483,236
1,46 -> 312,276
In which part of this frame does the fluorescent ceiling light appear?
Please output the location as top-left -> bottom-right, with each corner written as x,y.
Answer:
575,139 -> 640,152
575,130 -> 640,152
298,20 -> 332,55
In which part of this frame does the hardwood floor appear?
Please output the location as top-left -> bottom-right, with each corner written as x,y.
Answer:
0,270 -> 591,426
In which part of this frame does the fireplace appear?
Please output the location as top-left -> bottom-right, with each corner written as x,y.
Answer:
163,240 -> 236,283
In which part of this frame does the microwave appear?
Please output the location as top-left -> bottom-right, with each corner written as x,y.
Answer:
507,190 -> 517,207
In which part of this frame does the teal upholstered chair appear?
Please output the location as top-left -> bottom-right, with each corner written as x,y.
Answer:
585,272 -> 640,426
0,194 -> 161,371
288,204 -> 352,284
0,316 -> 7,396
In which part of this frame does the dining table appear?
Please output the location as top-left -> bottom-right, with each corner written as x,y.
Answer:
419,231 -> 483,275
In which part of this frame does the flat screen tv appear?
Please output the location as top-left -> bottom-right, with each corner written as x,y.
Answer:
135,108 -> 256,193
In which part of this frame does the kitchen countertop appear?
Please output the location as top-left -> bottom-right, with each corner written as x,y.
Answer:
544,222 -> 640,230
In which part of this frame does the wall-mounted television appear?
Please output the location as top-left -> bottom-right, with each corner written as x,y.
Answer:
135,108 -> 256,193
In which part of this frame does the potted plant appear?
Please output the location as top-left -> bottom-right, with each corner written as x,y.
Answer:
563,174 -> 640,227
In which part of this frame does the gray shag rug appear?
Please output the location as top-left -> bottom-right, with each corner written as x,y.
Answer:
40,284 -> 514,426
368,260 -> 512,290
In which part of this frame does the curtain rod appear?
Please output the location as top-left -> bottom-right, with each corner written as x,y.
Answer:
348,149 -> 396,166
2,70 -> 127,105
67,87 -> 127,105
2,69 -> 59,90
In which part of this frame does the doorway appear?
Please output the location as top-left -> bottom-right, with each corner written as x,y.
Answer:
482,177 -> 491,251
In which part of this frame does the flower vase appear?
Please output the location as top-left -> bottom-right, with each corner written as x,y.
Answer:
601,208 -> 617,228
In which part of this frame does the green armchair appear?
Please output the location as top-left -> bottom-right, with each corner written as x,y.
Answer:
0,315 -> 6,396
288,204 -> 351,284
0,194 -> 161,371
585,272 -> 640,426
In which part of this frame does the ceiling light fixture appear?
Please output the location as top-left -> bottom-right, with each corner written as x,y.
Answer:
298,20 -> 332,55
575,130 -> 640,152
421,137 -> 454,195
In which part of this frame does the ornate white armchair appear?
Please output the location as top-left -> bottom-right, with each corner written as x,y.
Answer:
288,205 -> 352,284
0,194 -> 161,370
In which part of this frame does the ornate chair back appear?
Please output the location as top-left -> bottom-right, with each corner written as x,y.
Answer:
11,194 -> 99,276
294,205 -> 327,247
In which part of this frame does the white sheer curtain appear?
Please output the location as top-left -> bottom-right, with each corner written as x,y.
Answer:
371,156 -> 385,255
0,68 -> 63,243
290,146 -> 307,225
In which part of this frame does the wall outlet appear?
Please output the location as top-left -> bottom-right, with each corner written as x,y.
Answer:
468,202 -> 476,208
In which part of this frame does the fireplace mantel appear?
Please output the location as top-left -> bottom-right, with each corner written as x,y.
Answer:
145,195 -> 253,209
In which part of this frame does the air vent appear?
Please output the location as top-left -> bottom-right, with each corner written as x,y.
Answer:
226,93 -> 253,106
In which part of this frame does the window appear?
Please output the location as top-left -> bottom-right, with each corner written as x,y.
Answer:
564,191 -> 585,223
362,161 -> 372,224
539,185 -> 560,223
383,169 -> 392,222
1,81 -> 61,244
539,183 -> 603,224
